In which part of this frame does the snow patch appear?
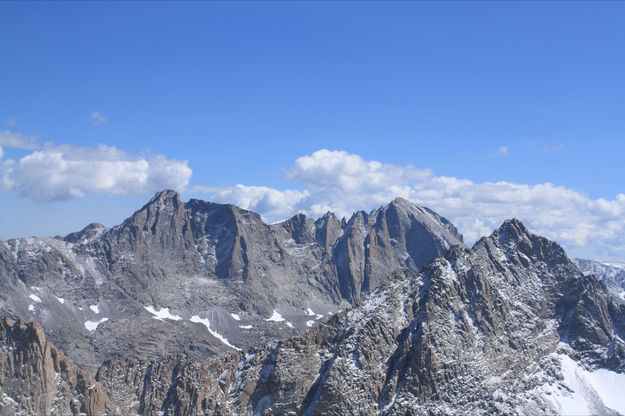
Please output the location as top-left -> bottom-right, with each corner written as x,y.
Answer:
266,310 -> 285,322
306,308 -> 315,316
84,317 -> 108,332
620,291 -> 625,301
28,304 -> 35,312
585,366 -> 625,414
231,313 -> 241,321
286,321 -> 294,328
190,315 -> 240,351
144,305 -> 182,321
28,293 -> 42,303
540,353 -> 625,415
55,296 -> 65,304
89,305 -> 99,314
239,325 -> 253,329
306,320 -> 315,327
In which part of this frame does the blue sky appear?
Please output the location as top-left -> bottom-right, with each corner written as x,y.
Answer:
1,2 -> 624,260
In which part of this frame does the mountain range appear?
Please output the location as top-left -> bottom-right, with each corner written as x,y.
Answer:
0,191 -> 624,415
0,190 -> 463,373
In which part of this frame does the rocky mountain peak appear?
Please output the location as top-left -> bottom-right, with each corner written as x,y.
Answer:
490,218 -> 570,265
388,196 -> 414,209
385,197 -> 464,244
495,218 -> 531,241
149,188 -> 182,205
127,189 -> 185,228
63,222 -> 107,244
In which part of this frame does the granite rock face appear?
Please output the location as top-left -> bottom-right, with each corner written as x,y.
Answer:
0,318 -> 112,415
9,219 -> 618,415
0,191 -> 463,373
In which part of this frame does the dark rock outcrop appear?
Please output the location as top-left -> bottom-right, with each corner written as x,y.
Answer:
0,318 -> 113,415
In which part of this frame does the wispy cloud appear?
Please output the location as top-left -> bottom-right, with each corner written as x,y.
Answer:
190,149 -> 625,260
498,146 -> 509,156
1,142 -> 191,202
90,111 -> 108,125
527,141 -> 565,153
6,117 -> 17,127
0,130 -> 39,150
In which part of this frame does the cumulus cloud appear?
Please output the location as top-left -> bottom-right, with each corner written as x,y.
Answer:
498,146 -> 509,156
91,111 -> 108,125
0,130 -> 39,149
191,149 -> 625,260
2,143 -> 191,202
212,185 -> 309,220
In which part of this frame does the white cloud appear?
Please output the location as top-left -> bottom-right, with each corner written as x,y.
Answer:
190,149 -> 625,260
6,117 -> 17,127
210,185 -> 309,220
91,111 -> 108,125
0,130 -> 39,149
0,146 -> 3,159
2,143 -> 191,202
498,146 -> 509,156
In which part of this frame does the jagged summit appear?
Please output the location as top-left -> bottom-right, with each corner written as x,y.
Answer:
494,217 -> 531,240
479,218 -> 570,266
149,188 -> 181,201
139,191 -> 462,236
135,188 -> 184,216
63,222 -> 107,243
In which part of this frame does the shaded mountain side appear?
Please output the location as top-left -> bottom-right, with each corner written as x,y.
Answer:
4,219 -> 622,415
0,192 -> 463,373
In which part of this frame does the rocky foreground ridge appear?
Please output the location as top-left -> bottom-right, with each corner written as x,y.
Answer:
1,216 -> 624,415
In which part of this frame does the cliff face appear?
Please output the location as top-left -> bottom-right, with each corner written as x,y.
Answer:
0,192 -> 463,372
0,318 -> 112,415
